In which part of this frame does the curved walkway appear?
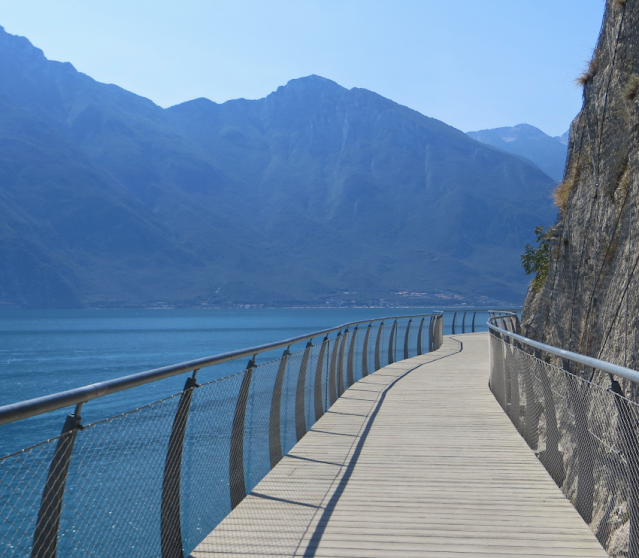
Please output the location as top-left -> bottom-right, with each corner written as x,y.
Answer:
192,333 -> 607,557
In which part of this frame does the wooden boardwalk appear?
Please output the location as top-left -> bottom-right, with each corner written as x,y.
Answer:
192,333 -> 608,557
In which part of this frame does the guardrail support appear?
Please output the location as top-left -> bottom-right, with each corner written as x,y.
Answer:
362,324 -> 371,377
428,316 -> 435,352
295,341 -> 313,443
610,379 -> 639,556
230,358 -> 256,509
161,372 -> 198,558
514,313 -> 521,334
451,312 -> 457,335
565,364 -> 594,524
535,355 -> 565,488
404,319 -> 412,360
417,318 -> 425,355
314,338 -> 329,421
269,348 -> 290,469
328,333 -> 341,406
337,329 -> 348,397
347,327 -> 358,387
388,320 -> 397,365
462,312 -> 467,334
471,311 -> 477,333
32,404 -> 84,558
375,322 -> 384,371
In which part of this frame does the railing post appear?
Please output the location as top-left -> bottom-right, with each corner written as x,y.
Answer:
337,329 -> 349,397
295,341 -> 313,443
560,359 -> 594,523
314,337 -> 329,421
362,324 -> 371,377
269,348 -> 290,470
507,344 -> 521,433
328,332 -> 341,406
404,319 -> 411,360
437,315 -> 443,349
462,312 -> 467,334
534,351 -> 565,487
347,327 -> 358,387
610,379 -> 639,556
417,318 -> 425,355
451,312 -> 457,335
489,331 -> 508,411
230,358 -> 256,510
521,354 -> 542,451
374,322 -> 384,371
471,311 -> 477,333
514,312 -> 521,334
428,316 -> 435,352
161,372 -> 198,558
32,404 -> 84,558
388,320 -> 397,365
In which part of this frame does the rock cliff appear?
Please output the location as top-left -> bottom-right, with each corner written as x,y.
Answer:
523,0 -> 639,372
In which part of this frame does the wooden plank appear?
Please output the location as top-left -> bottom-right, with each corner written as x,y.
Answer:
192,333 -> 608,558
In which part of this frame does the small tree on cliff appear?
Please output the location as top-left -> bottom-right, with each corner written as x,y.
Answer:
521,226 -> 550,292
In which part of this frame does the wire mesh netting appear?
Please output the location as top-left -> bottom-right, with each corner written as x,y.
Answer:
179,372 -> 243,555
60,396 -> 182,556
0,439 -> 59,556
490,332 -> 639,558
0,316 -> 441,557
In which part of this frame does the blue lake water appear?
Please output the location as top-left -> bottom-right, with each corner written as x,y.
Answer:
0,308 -> 487,455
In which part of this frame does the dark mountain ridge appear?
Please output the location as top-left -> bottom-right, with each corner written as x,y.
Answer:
0,26 -> 557,308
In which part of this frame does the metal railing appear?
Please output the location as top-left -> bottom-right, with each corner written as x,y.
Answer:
0,312 -> 447,558
489,313 -> 639,558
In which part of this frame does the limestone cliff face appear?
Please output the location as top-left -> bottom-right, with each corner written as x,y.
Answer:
523,0 -> 639,371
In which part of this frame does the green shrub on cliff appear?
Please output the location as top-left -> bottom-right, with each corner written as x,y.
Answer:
521,226 -> 551,292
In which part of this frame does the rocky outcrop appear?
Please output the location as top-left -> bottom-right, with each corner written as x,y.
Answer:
523,0 -> 639,373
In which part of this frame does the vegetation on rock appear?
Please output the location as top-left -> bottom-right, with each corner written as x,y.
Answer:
521,226 -> 551,292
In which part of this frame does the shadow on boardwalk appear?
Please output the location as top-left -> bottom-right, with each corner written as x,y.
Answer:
192,334 -> 607,558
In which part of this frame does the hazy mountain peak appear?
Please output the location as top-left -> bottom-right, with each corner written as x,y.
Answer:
270,75 -> 346,100
469,123 -> 550,142
556,130 -> 570,145
285,74 -> 343,88
169,96 -> 219,110
0,24 -> 47,66
467,124 -> 568,182
0,25 -> 79,78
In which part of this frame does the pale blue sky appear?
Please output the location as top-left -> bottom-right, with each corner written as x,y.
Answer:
1,0 -> 604,136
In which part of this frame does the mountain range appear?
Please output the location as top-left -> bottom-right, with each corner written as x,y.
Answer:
0,25 -> 558,308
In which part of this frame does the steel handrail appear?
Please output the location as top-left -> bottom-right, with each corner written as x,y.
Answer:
488,321 -> 639,385
0,312 -> 444,426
